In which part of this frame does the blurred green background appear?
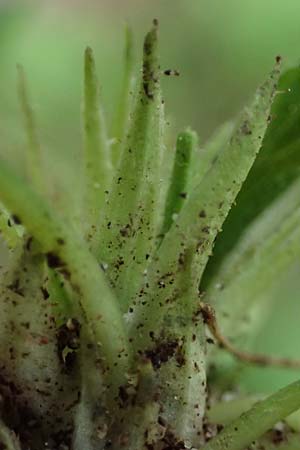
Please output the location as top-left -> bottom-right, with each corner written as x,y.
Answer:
1,0 -> 300,394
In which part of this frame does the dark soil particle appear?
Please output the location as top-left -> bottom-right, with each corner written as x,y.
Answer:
40,286 -> 50,300
46,252 -> 64,269
120,224 -> 131,237
7,278 -> 24,297
241,120 -> 252,136
145,339 -> 185,370
25,236 -> 33,251
11,214 -> 22,225
160,430 -> 186,450
267,427 -> 287,445
164,69 -> 180,77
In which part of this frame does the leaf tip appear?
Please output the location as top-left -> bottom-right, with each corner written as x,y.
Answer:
142,21 -> 160,101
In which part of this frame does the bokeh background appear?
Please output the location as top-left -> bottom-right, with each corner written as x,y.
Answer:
1,0 -> 300,394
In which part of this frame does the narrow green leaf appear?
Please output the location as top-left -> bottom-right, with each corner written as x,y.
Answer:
203,66 -> 300,288
189,121 -> 234,191
207,395 -> 264,426
286,408 -> 300,432
161,128 -> 197,236
17,64 -> 45,191
83,46 -> 111,231
0,159 -> 130,389
115,95 -> 165,303
95,21 -> 165,305
208,396 -> 300,434
207,177 -> 300,290
201,379 -> 300,450
46,267 -> 74,323
111,24 -> 135,167
129,60 -> 281,347
205,179 -> 300,366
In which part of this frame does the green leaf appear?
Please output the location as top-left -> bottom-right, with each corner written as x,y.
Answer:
208,395 -> 300,433
201,379 -> 300,450
46,267 -> 74,323
17,64 -> 45,193
111,24 -> 136,168
206,177 -> 300,349
161,128 -> 197,236
207,395 -> 264,426
83,46 -> 111,232
188,121 -> 234,191
95,21 -> 165,306
286,408 -> 300,432
203,66 -> 300,289
130,60 -> 281,347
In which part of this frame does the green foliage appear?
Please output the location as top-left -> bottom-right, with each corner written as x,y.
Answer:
161,129 -> 197,236
0,22 -> 299,450
203,67 -> 300,287
203,380 -> 300,450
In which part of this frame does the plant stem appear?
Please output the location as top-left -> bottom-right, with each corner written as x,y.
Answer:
0,159 -> 130,390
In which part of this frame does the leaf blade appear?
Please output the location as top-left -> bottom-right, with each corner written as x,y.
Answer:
83,46 -> 111,230
202,379 -> 300,450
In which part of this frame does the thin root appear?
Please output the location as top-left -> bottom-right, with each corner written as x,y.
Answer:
200,302 -> 300,370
